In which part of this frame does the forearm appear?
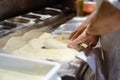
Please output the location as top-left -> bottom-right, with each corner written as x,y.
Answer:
86,1 -> 120,35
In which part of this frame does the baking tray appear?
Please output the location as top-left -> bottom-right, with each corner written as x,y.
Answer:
52,16 -> 87,35
0,53 -> 61,80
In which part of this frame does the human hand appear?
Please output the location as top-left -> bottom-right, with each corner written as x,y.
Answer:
69,22 -> 87,41
68,28 -> 99,48
68,11 -> 98,48
69,11 -> 96,40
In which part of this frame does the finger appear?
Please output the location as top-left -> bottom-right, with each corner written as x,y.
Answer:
71,26 -> 86,40
70,30 -> 82,40
69,23 -> 87,40
68,33 -> 87,47
69,30 -> 77,39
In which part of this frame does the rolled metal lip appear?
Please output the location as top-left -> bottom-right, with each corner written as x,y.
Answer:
0,22 -> 17,30
22,14 -> 41,19
7,18 -> 30,24
0,5 -> 74,38
33,10 -> 60,16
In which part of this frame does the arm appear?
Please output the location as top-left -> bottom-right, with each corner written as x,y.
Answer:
68,1 -> 120,47
87,1 -> 120,35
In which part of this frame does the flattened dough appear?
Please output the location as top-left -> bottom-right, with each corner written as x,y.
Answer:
4,32 -> 78,62
44,38 -> 68,49
13,48 -> 78,62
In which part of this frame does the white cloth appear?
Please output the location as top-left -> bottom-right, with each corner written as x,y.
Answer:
100,30 -> 120,80
96,0 -> 105,10
89,0 -> 120,80
96,0 -> 120,10
108,0 -> 120,9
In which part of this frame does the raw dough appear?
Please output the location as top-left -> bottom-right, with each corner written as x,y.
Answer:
3,37 -> 29,53
13,48 -> 78,62
3,31 -> 50,53
38,33 -> 70,49
44,38 -> 68,49
23,28 -> 43,40
0,29 -> 28,48
4,32 -> 78,62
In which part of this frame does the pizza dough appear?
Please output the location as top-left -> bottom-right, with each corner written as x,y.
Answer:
3,37 -> 29,53
3,29 -> 49,53
44,38 -> 68,49
12,32 -> 78,62
23,28 -> 43,40
4,32 -> 78,62
39,33 -> 70,49
0,29 -> 28,48
13,48 -> 78,62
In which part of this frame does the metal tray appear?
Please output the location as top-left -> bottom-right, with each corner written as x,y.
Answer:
0,53 -> 61,80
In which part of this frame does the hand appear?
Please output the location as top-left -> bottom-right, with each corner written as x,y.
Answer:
69,11 -> 96,40
68,28 -> 99,47
68,11 -> 98,47
69,22 -> 86,40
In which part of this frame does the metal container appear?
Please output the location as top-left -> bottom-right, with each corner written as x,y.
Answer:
0,53 -> 61,80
